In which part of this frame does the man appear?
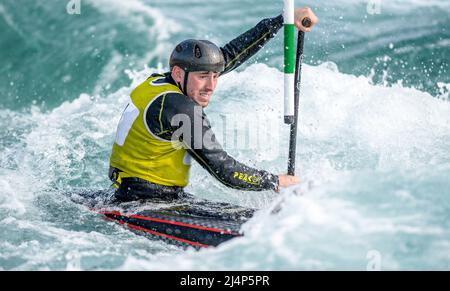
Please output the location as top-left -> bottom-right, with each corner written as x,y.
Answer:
109,7 -> 318,202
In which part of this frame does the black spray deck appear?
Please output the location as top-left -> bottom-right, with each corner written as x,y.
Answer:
70,188 -> 254,249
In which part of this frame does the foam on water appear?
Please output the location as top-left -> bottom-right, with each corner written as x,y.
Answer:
1,61 -> 449,269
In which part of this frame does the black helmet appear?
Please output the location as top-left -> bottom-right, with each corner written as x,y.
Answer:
169,39 -> 225,73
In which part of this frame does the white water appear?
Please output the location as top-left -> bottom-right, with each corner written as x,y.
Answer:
1,61 -> 449,270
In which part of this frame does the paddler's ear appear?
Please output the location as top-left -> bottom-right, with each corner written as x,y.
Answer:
171,65 -> 185,83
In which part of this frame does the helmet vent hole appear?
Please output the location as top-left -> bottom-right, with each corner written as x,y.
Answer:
194,45 -> 202,58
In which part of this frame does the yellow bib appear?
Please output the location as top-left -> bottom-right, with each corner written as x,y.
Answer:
109,75 -> 191,187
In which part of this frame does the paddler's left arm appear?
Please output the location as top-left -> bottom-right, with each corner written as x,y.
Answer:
220,14 -> 283,75
220,7 -> 318,75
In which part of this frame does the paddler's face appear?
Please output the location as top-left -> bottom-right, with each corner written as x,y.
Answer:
185,71 -> 219,107
173,67 -> 219,107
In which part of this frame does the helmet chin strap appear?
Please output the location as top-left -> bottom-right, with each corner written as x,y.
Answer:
182,71 -> 189,96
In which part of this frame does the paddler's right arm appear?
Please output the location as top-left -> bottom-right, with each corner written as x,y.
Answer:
146,92 -> 279,191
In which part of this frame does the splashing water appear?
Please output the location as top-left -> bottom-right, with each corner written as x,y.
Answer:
1,0 -> 449,270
